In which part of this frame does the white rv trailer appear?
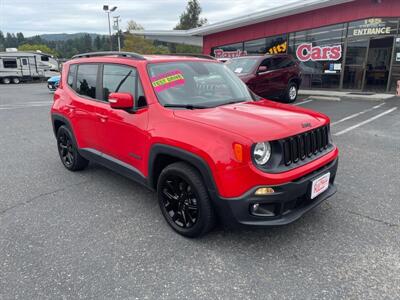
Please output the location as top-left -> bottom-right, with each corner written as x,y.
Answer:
0,51 -> 59,84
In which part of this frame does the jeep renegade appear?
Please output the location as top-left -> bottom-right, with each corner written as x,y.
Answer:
51,52 -> 338,237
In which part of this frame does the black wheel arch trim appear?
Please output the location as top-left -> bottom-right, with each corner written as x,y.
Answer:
148,144 -> 218,198
51,113 -> 75,138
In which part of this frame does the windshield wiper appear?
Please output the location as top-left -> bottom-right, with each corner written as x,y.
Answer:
213,99 -> 248,107
163,104 -> 208,109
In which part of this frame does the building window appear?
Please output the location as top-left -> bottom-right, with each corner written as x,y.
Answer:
243,34 -> 287,55
265,34 -> 287,55
3,59 -> 17,68
389,36 -> 400,91
288,23 -> 347,89
244,38 -> 266,55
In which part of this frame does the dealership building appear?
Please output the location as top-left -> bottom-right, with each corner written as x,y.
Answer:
135,0 -> 400,93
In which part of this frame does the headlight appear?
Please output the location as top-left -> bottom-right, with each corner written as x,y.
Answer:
253,142 -> 271,165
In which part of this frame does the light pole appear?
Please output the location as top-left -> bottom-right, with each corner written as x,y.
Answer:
113,16 -> 121,52
103,5 -> 117,51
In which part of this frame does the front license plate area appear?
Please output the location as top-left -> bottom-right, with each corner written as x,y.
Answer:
311,172 -> 330,199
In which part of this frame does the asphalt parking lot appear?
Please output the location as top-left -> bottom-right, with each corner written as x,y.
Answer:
0,83 -> 399,299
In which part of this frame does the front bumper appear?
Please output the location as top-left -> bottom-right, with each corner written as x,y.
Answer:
214,158 -> 338,227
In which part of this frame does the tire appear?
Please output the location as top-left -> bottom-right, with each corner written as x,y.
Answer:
12,77 -> 21,84
2,78 -> 11,84
282,82 -> 298,103
56,125 -> 89,171
157,162 -> 216,238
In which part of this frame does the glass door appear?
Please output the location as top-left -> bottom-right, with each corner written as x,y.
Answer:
364,37 -> 394,92
343,39 -> 369,90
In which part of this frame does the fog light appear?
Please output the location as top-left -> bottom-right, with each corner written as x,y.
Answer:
250,203 -> 276,217
255,187 -> 275,196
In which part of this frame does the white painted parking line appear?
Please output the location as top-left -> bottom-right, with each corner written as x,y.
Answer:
334,107 -> 398,136
0,103 -> 52,110
294,99 -> 313,106
331,103 -> 386,126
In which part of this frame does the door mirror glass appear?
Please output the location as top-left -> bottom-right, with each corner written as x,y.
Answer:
108,92 -> 134,109
258,66 -> 268,73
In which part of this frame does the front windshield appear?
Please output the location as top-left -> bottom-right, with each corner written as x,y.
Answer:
225,58 -> 259,74
148,61 -> 253,108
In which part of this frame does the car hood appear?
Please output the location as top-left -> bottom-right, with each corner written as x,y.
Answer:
173,100 -> 329,142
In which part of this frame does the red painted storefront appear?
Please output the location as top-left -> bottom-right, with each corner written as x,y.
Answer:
203,0 -> 400,55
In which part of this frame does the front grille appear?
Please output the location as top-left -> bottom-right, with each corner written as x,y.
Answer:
282,125 -> 330,166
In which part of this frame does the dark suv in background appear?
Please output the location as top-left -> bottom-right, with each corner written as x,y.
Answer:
226,54 -> 302,103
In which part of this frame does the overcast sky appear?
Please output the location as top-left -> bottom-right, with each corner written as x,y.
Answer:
0,0 -> 298,36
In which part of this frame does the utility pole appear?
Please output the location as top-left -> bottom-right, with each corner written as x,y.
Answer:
113,16 -> 121,52
103,5 -> 117,51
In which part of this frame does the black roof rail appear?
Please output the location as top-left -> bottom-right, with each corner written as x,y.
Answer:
159,53 -> 217,60
72,51 -> 146,60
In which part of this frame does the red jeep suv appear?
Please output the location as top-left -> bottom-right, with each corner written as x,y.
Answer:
226,54 -> 302,103
51,52 -> 338,237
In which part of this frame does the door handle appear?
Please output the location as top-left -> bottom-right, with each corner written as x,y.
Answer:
65,104 -> 75,112
95,113 -> 108,122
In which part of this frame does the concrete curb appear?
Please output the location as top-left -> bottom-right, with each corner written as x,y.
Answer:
299,90 -> 396,101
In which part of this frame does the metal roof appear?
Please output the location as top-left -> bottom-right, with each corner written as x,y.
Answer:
131,0 -> 355,37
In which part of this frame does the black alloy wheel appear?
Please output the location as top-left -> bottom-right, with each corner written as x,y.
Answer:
58,130 -> 74,167
56,125 -> 88,171
157,162 -> 216,237
160,175 -> 199,229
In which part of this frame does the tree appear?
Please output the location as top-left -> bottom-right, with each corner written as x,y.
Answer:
174,0 -> 207,30
0,31 -> 5,51
175,44 -> 202,54
126,20 -> 144,32
122,34 -> 169,55
5,33 -> 18,48
16,32 -> 25,44
18,44 -> 58,57
94,36 -> 102,51
82,34 -> 93,52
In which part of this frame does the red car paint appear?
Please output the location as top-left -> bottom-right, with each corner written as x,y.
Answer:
52,55 -> 338,204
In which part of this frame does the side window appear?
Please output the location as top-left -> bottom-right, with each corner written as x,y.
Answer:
41,56 -> 49,62
272,56 -> 294,69
67,64 -> 77,88
76,64 -> 98,99
3,59 -> 17,68
260,58 -> 273,69
22,59 -> 28,66
102,64 -> 146,107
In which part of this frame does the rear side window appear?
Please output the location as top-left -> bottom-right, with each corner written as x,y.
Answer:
22,59 -> 28,66
41,56 -> 49,62
102,64 -> 146,107
76,64 -> 98,99
67,64 -> 77,88
3,59 -> 17,68
260,56 -> 294,71
272,56 -> 295,69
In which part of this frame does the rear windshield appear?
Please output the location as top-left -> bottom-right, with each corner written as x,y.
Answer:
225,58 -> 259,74
147,61 -> 252,108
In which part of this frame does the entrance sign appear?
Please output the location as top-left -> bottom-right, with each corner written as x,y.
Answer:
296,43 -> 342,62
352,18 -> 393,36
214,49 -> 247,59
